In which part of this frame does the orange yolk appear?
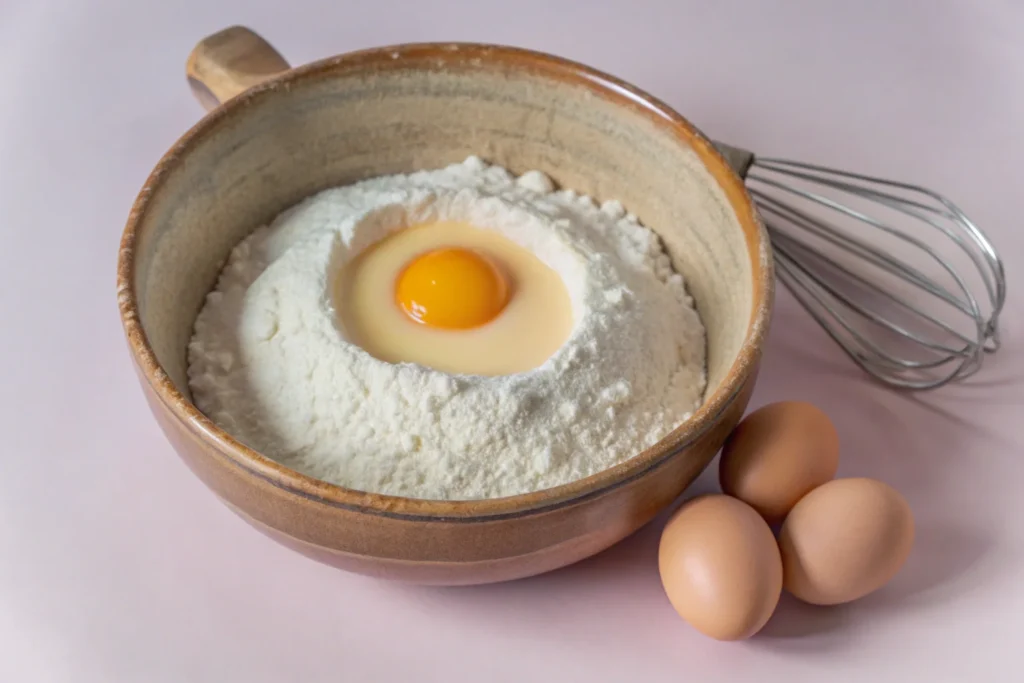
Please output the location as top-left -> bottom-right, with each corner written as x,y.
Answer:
395,247 -> 510,329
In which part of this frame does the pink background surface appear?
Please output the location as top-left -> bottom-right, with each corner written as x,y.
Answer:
1,1 -> 1021,680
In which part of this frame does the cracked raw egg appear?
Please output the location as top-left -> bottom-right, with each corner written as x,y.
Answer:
395,247 -> 510,330
337,220 -> 573,376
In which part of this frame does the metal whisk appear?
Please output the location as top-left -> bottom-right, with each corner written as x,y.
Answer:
714,142 -> 1006,391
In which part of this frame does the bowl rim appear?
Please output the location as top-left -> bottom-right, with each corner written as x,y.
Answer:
117,41 -> 773,522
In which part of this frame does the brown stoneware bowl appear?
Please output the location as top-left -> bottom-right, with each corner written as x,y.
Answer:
116,27 -> 773,585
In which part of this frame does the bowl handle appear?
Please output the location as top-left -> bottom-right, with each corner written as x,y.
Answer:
186,26 -> 291,111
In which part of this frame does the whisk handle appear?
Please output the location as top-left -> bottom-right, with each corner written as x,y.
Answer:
712,141 -> 755,179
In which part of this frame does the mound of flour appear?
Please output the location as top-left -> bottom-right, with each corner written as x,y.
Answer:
187,156 -> 706,500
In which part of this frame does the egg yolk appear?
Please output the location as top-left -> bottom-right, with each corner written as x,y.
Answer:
395,247 -> 510,329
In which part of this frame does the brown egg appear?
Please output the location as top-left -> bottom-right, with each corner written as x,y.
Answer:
658,494 -> 783,641
719,401 -> 839,524
779,477 -> 915,605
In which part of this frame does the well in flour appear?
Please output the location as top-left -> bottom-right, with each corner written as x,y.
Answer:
187,156 -> 707,500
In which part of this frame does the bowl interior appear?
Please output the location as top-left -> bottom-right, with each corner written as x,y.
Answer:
126,45 -> 762,498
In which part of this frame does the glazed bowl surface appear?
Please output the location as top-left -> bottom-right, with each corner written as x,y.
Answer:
117,29 -> 772,584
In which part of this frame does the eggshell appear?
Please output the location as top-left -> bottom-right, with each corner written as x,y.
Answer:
719,401 -> 839,524
779,477 -> 915,605
658,494 -> 783,641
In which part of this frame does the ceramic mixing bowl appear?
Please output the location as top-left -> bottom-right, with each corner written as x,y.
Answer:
116,27 -> 772,585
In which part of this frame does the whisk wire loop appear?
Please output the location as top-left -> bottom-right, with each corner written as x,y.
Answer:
714,143 -> 1006,390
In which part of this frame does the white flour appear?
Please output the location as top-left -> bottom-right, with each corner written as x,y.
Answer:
187,157 -> 707,500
